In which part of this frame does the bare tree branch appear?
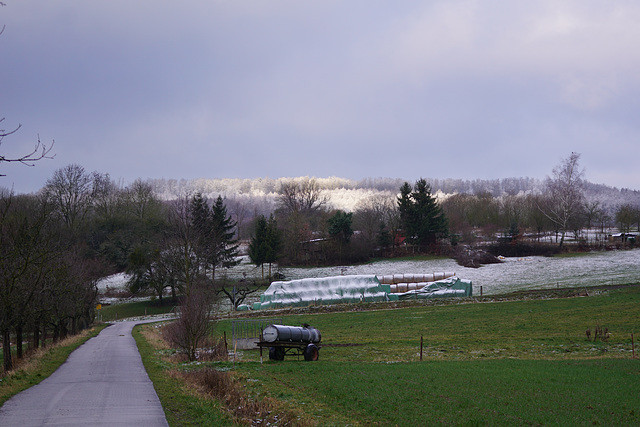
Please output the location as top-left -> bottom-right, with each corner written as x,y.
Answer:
1,118 -> 56,177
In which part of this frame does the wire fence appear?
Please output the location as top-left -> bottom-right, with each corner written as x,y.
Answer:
231,318 -> 283,349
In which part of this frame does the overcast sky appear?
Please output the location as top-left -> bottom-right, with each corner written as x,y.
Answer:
1,1 -> 639,194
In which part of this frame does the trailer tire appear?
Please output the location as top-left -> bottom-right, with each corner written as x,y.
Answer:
303,344 -> 319,361
269,346 -> 285,361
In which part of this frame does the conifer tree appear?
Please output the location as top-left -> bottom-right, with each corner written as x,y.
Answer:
189,193 -> 239,281
209,195 -> 239,281
397,178 -> 448,251
248,215 -> 268,278
249,214 -> 281,279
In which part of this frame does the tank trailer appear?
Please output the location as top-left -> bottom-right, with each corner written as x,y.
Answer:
259,324 -> 322,361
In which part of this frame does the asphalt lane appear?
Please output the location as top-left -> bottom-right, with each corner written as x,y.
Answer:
0,321 -> 169,426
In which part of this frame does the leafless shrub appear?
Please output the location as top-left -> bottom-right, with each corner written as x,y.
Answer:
163,279 -> 216,361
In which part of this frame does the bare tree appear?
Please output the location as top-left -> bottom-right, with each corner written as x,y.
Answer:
539,153 -> 586,248
226,196 -> 249,240
125,179 -> 160,221
615,204 -> 638,237
216,279 -> 262,311
583,200 -> 603,231
276,178 -> 328,214
163,279 -> 216,361
165,195 -> 200,294
0,192 -> 55,371
276,178 -> 329,264
91,172 -> 120,219
44,164 -> 93,228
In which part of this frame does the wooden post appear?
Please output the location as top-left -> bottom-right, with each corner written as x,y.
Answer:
223,331 -> 228,355
480,286 -> 483,297
633,333 -> 636,359
420,335 -> 424,361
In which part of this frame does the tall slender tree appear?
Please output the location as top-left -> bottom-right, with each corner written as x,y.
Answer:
209,196 -> 240,280
540,153 -> 586,248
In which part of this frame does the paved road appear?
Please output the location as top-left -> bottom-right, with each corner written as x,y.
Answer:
0,321 -> 169,426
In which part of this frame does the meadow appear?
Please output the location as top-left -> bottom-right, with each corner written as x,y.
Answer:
138,284 -> 640,426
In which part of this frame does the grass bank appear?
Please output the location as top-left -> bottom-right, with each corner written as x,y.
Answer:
0,324 -> 107,406
132,324 -> 238,426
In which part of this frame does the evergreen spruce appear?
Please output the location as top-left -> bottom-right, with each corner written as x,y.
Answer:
210,195 -> 240,280
249,214 -> 281,279
397,178 -> 448,251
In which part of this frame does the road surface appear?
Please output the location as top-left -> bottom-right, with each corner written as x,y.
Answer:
0,321 -> 169,426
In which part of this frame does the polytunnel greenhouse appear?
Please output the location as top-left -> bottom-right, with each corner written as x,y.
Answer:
251,274 -> 472,310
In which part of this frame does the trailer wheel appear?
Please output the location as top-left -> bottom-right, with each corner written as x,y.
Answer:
269,346 -> 285,361
303,344 -> 319,361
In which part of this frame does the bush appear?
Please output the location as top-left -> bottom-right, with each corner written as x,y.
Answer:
163,281 -> 216,361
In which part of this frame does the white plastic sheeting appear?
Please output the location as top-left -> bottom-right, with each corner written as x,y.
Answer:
253,274 -> 473,309
395,277 -> 472,300
378,272 -> 455,286
254,275 -> 391,309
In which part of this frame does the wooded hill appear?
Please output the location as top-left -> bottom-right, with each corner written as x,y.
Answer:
146,176 -> 640,215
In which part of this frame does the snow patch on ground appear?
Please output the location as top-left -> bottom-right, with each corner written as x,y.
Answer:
97,272 -> 130,290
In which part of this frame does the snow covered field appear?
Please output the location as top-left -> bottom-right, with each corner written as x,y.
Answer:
228,249 -> 640,296
99,249 -> 640,298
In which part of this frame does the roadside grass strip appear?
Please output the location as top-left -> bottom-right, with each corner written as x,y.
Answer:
133,324 -> 239,426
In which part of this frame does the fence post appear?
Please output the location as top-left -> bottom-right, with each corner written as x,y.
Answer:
633,333 -> 636,359
223,331 -> 228,355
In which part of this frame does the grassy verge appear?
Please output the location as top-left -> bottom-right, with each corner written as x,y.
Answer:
0,324 -> 107,406
132,323 -> 238,426
100,299 -> 177,321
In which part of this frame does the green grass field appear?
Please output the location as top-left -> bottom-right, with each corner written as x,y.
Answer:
218,285 -> 640,362
236,359 -> 638,425
99,299 -> 177,321
192,285 -> 640,425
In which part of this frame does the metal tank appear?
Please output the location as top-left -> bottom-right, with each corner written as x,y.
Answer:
262,324 -> 321,344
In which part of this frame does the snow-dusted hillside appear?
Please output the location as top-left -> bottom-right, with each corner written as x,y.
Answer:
146,176 -> 639,214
